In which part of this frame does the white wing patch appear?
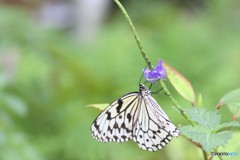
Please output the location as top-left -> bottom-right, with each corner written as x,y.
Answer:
91,84 -> 180,151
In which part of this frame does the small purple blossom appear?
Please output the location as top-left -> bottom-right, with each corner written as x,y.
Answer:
143,60 -> 166,83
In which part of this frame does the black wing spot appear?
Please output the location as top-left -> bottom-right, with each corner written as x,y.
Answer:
107,111 -> 111,120
127,113 -> 131,123
113,122 -> 119,129
126,128 -> 131,133
121,123 -> 126,129
139,135 -> 142,138
121,122 -> 131,133
119,115 -> 122,119
116,99 -> 123,113
146,139 -> 149,142
121,135 -> 127,140
108,126 -> 113,134
94,123 -> 99,130
113,136 -> 118,141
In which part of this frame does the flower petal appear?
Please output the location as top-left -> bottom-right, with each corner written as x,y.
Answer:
142,60 -> 166,83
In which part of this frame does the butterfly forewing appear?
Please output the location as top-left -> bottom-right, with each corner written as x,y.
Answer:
91,84 -> 180,151
91,92 -> 140,143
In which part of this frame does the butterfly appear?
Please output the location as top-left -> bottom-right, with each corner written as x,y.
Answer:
91,83 -> 180,151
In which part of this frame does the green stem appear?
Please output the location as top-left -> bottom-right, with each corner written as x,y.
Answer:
113,0 -> 151,68
202,150 -> 208,160
114,0 -> 195,126
160,80 -> 195,126
214,149 -> 223,160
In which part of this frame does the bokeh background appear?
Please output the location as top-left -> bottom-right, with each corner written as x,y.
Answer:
0,0 -> 239,160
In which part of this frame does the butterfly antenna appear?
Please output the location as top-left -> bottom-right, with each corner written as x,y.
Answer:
139,62 -> 150,85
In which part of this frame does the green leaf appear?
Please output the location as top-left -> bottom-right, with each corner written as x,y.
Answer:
87,103 -> 109,110
214,121 -> 240,132
219,88 -> 240,104
219,88 -> 240,118
181,125 -> 232,152
181,108 -> 239,152
218,132 -> 240,155
184,108 -> 220,130
163,62 -> 195,104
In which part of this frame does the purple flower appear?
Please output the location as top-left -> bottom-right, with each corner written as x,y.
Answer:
143,60 -> 166,83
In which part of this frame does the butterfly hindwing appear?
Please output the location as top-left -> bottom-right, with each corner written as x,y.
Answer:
133,95 -> 179,151
147,95 -> 180,137
91,92 -> 140,143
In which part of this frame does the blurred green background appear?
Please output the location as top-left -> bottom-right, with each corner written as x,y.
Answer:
0,0 -> 239,160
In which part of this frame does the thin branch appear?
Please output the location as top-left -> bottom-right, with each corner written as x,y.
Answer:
113,0 -> 151,67
160,80 -> 196,126
202,150 -> 208,160
214,148 -> 223,160
183,136 -> 202,148
183,136 -> 208,160
113,0 -> 196,126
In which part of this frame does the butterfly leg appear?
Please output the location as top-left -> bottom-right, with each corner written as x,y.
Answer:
151,87 -> 164,94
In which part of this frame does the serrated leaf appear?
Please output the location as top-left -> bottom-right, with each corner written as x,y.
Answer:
87,103 -> 108,110
184,108 -> 220,130
163,62 -> 195,104
180,125 -> 209,135
181,126 -> 232,152
218,132 -> 240,154
214,121 -> 240,132
181,108 -> 238,152
219,88 -> 240,118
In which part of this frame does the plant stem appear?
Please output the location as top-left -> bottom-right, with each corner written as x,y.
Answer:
113,0 -> 151,67
214,149 -> 223,160
114,0 -> 195,126
186,135 -> 209,160
160,80 -> 196,126
202,150 -> 208,160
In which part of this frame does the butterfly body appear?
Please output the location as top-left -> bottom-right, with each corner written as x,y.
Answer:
91,84 -> 180,151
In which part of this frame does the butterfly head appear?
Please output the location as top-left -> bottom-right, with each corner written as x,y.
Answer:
139,83 -> 151,96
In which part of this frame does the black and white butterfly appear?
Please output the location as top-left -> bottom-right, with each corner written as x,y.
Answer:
91,83 -> 180,151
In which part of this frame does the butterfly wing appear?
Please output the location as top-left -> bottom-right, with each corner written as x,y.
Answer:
147,95 -> 180,137
133,94 -> 180,151
91,92 -> 141,143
